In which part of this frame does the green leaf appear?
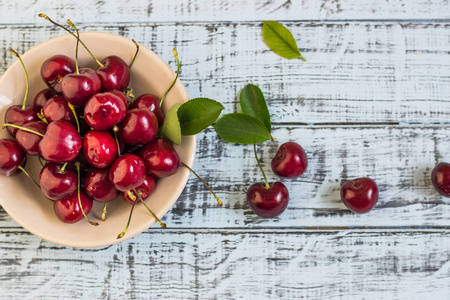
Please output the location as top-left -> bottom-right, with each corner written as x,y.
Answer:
262,20 -> 306,61
178,97 -> 224,135
161,103 -> 182,145
239,84 -> 271,134
213,113 -> 271,144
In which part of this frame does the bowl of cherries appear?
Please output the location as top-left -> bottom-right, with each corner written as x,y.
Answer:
0,18 -> 196,248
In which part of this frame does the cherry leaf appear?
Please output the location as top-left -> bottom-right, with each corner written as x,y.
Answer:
239,84 -> 271,134
213,113 -> 271,144
262,21 -> 306,61
178,97 -> 224,135
161,103 -> 182,145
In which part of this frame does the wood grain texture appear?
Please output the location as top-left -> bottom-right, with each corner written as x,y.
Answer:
1,22 -> 449,124
0,0 -> 449,24
0,229 -> 449,299
1,125 -> 450,229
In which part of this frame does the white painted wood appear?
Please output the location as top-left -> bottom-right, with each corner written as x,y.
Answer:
0,0 -> 448,24
1,23 -> 449,124
0,229 -> 449,299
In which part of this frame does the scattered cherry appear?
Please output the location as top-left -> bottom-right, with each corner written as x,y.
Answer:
247,182 -> 289,218
271,142 -> 307,178
431,163 -> 450,197
340,177 -> 379,213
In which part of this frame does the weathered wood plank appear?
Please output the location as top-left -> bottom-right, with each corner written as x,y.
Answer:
1,125 -> 450,229
0,229 -> 449,299
0,0 -> 449,24
1,23 -> 449,124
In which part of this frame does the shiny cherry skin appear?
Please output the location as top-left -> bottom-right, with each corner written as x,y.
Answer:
271,142 -> 308,178
132,94 -> 164,127
117,108 -> 158,145
42,95 -> 76,125
40,55 -> 76,93
53,190 -> 93,223
109,154 -> 146,192
82,131 -> 118,168
340,177 -> 379,213
33,88 -> 55,110
247,182 -> 289,218
4,105 -> 38,137
431,163 -> 450,197
139,138 -> 180,178
107,89 -> 129,108
15,121 -> 47,156
97,55 -> 130,92
122,175 -> 156,204
0,139 -> 27,176
39,162 -> 77,200
61,68 -> 102,107
38,121 -> 82,163
84,92 -> 127,130
84,168 -> 118,202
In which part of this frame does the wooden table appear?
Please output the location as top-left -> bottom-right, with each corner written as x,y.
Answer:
1,1 -> 449,299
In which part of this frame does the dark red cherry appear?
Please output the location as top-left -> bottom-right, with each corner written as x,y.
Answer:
271,142 -> 308,178
15,121 -> 47,156
82,131 -> 118,168
96,55 -> 130,92
139,138 -> 180,178
132,94 -> 164,127
53,190 -> 93,223
247,182 -> 289,218
4,105 -> 38,137
39,162 -> 77,200
109,154 -> 146,192
431,163 -> 450,197
117,108 -> 158,145
84,168 -> 118,202
42,95 -> 76,125
38,121 -> 82,163
0,139 -> 27,176
33,88 -> 55,110
84,92 -> 127,130
122,175 -> 156,204
61,68 -> 101,107
40,55 -> 76,93
341,177 -> 379,214
107,89 -> 128,108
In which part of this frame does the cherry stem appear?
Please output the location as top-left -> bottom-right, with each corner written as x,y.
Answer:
253,143 -> 270,189
102,202 -> 107,221
37,110 -> 49,124
10,48 -> 29,110
18,166 -> 40,189
60,162 -> 68,173
270,134 -> 276,143
38,14 -> 104,68
67,20 -> 80,74
117,199 -> 137,239
2,123 -> 44,137
160,48 -> 180,107
126,88 -> 135,104
76,162 -> 99,226
133,188 -> 167,228
181,162 -> 223,207
113,125 -> 121,156
38,156 -> 46,167
129,39 -> 139,70
68,103 -> 80,133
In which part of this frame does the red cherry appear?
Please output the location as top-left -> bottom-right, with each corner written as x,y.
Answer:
340,177 -> 379,213
33,88 -> 55,110
96,55 -> 130,92
431,163 -> 450,197
39,163 -> 77,200
117,108 -> 158,145
109,154 -> 146,192
122,175 -> 156,204
4,105 -> 38,137
246,182 -> 289,218
15,121 -> 47,156
38,121 -> 82,163
139,138 -> 180,178
0,139 -> 27,176
271,142 -> 308,178
84,92 -> 127,130
132,94 -> 164,127
82,131 -> 118,168
40,55 -> 76,93
61,68 -> 102,107
53,190 -> 93,223
42,95 -> 76,125
84,168 -> 118,202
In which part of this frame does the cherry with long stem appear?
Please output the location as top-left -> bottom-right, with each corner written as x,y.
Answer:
254,143 -> 270,189
75,162 -> 99,226
18,166 -> 40,189
10,48 -> 29,110
129,39 -> 139,70
67,20 -> 80,75
38,14 -> 104,67
181,162 -> 223,207
133,188 -> 167,228
160,48 -> 180,107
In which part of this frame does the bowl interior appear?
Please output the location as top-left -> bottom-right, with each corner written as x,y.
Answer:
0,32 -> 195,248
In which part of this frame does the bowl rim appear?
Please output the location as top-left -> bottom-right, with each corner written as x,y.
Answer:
0,31 -> 196,248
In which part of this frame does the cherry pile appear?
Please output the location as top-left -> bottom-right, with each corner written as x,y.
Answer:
0,16 -> 218,239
